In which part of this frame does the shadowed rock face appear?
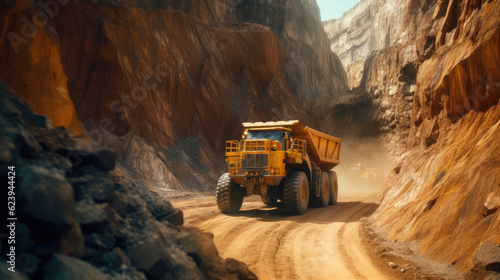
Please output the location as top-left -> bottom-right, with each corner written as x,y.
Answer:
53,1 -> 309,152
230,0 -> 349,100
0,0 -> 347,191
1,0 -> 346,153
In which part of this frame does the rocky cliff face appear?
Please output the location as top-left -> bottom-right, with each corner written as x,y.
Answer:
0,85 -> 257,279
323,0 -> 411,89
0,0 -> 338,191
54,0 -> 308,152
0,1 -> 82,133
228,0 -> 349,100
365,0 -> 500,272
0,0 -> 348,191
323,0 -> 418,156
298,0 -> 321,21
324,0 -> 500,272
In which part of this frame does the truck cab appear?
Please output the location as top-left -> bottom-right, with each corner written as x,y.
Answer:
245,129 -> 292,151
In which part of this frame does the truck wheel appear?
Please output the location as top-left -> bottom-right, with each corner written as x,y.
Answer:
261,196 -> 278,207
310,172 -> 330,207
283,171 -> 309,215
216,173 -> 243,213
328,171 -> 338,205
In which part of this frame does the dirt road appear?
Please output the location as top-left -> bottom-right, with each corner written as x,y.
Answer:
173,193 -> 389,280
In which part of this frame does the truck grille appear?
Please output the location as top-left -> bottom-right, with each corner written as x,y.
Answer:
241,154 -> 268,171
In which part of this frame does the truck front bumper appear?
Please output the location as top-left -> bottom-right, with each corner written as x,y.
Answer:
230,175 -> 283,186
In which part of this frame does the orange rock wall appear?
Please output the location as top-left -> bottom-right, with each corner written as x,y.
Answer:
373,0 -> 500,270
54,1 -> 309,151
0,0 -> 315,152
0,0 -> 82,132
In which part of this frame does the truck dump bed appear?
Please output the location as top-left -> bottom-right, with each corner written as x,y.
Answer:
242,120 -> 342,170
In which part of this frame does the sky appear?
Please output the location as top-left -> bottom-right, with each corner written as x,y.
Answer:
316,0 -> 361,21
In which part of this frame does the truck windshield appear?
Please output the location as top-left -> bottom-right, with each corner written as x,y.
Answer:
247,131 -> 281,141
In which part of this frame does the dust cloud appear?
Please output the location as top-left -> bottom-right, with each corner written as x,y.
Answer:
334,137 -> 393,199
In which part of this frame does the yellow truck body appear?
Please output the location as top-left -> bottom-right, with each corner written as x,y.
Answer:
217,120 -> 342,215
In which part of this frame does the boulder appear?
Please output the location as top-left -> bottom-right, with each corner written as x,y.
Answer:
27,114 -> 54,129
75,200 -> 109,230
473,244 -> 500,273
128,235 -> 174,279
17,253 -> 40,277
130,181 -> 184,225
111,247 -> 131,266
175,229 -> 219,266
0,84 -> 42,159
482,194 -> 500,217
0,262 -> 29,279
225,258 -> 259,280
18,165 -> 75,240
58,138 -> 117,172
16,222 -> 34,254
69,175 -> 115,203
41,254 -> 108,280
174,228 -> 258,280
59,220 -> 85,258
84,230 -> 116,251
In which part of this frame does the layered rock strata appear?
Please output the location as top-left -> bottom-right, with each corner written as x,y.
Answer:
371,0 -> 500,271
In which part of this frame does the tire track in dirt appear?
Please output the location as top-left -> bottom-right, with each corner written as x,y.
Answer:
174,195 -> 388,280
336,204 -> 376,280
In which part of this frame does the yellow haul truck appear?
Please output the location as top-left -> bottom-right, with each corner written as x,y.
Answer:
217,120 -> 342,215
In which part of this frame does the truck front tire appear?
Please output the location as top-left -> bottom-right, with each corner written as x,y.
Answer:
283,171 -> 309,215
328,171 -> 338,205
216,173 -> 244,213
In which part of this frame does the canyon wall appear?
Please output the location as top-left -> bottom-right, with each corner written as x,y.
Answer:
323,0 -> 418,156
325,0 -> 500,271
0,1 -> 82,133
368,0 -> 500,271
0,0 -> 347,191
323,0 -> 411,89
298,0 -> 322,21
228,0 -> 349,100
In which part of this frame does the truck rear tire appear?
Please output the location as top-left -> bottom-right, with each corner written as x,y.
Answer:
310,172 -> 330,207
216,173 -> 243,213
328,171 -> 338,205
283,171 -> 309,215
